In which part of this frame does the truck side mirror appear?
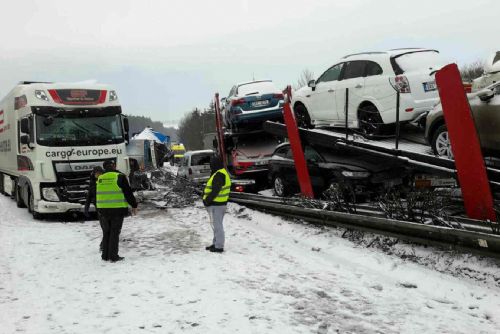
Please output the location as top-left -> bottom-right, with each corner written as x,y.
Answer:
20,118 -> 30,134
20,135 -> 30,145
123,117 -> 130,143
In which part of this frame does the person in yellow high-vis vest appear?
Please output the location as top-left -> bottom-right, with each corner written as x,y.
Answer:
96,160 -> 138,262
203,156 -> 231,253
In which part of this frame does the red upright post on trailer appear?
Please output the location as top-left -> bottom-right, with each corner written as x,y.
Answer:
282,86 -> 314,198
435,64 -> 496,221
214,93 -> 228,169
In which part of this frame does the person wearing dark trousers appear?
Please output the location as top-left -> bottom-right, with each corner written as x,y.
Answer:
203,156 -> 231,253
84,166 -> 104,250
97,160 -> 138,262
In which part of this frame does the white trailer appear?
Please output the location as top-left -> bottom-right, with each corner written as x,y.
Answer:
0,81 -> 130,218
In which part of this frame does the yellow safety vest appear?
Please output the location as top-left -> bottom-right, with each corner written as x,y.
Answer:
203,168 -> 231,203
96,172 -> 128,209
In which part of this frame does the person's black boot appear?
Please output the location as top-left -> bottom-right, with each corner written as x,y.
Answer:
205,245 -> 215,251
209,247 -> 224,253
110,256 -> 125,263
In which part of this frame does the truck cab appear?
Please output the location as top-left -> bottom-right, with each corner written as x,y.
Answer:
0,82 -> 130,218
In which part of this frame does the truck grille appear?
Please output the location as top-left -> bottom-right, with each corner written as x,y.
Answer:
56,171 -> 92,204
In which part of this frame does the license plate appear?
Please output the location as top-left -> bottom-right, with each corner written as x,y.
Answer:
252,100 -> 269,107
255,160 -> 268,166
423,81 -> 437,92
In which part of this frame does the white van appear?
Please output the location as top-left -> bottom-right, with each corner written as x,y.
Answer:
177,150 -> 214,183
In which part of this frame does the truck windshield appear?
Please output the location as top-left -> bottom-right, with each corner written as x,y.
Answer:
36,114 -> 124,146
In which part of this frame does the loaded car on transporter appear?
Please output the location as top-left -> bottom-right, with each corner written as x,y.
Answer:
0,81 -> 130,218
292,48 -> 445,136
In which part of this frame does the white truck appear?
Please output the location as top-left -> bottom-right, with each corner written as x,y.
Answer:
0,81 -> 130,218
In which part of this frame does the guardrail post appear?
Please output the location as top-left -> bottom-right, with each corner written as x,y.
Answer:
435,64 -> 496,221
282,86 -> 314,198
214,93 -> 228,169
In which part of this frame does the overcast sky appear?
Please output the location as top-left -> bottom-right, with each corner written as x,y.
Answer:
0,0 -> 497,124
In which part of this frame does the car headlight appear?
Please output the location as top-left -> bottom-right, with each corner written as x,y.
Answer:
35,90 -> 49,101
342,170 -> 370,178
42,187 -> 60,202
109,90 -> 118,101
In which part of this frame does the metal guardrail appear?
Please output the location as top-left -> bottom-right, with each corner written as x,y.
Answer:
230,192 -> 500,257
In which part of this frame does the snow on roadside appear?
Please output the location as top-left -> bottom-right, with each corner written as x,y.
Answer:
1,193 -> 500,334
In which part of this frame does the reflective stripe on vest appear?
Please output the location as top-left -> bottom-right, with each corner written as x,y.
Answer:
96,172 -> 128,209
203,168 -> 231,203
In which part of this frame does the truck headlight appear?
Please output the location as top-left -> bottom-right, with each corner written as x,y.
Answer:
35,90 -> 49,101
341,171 -> 370,178
109,90 -> 118,101
42,187 -> 60,202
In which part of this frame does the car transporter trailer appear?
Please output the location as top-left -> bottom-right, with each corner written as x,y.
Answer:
214,64 -> 500,257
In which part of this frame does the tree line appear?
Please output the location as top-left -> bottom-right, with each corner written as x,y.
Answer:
177,103 -> 216,151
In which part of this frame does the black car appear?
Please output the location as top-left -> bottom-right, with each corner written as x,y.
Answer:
268,143 -> 409,198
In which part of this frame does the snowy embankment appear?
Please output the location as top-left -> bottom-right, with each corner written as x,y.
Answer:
1,191 -> 500,333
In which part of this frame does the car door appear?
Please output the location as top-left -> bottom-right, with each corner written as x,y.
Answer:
282,147 -> 300,188
304,145 -> 325,190
335,61 -> 367,127
308,63 -> 345,122
470,84 -> 500,151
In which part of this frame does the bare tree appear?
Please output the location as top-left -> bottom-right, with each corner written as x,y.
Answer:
460,60 -> 485,82
294,69 -> 315,90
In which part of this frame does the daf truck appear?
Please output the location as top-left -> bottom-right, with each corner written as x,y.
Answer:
0,81 -> 130,218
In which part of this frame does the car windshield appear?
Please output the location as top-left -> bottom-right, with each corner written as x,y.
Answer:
36,114 -> 124,146
393,51 -> 445,73
191,153 -> 212,166
237,81 -> 277,96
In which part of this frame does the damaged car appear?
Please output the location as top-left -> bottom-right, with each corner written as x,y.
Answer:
268,143 -> 409,198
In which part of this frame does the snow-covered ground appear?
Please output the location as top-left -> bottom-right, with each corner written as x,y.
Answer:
1,193 -> 500,333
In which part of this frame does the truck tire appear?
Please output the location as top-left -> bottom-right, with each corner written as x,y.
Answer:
28,190 -> 42,220
15,184 -> 26,208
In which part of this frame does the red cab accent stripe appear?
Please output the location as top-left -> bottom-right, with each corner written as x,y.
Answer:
97,90 -> 107,104
48,90 -> 63,104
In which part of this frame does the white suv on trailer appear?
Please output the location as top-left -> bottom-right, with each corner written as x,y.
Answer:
292,48 -> 445,136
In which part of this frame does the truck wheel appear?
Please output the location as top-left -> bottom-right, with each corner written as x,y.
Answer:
293,104 -> 313,129
0,173 -> 4,195
273,175 -> 289,197
28,190 -> 42,220
15,185 -> 26,208
431,125 -> 453,159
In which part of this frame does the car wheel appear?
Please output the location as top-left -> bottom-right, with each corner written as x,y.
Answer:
28,190 -> 42,220
293,104 -> 313,129
358,104 -> 383,138
431,124 -> 453,159
273,175 -> 289,197
15,184 -> 26,208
